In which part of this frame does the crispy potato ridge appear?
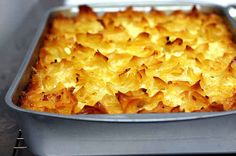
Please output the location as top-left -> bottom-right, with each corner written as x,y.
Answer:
20,5 -> 236,114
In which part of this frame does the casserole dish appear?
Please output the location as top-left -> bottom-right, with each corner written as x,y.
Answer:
5,1 -> 236,155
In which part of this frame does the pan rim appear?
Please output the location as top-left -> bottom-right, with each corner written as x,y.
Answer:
5,2 -> 236,123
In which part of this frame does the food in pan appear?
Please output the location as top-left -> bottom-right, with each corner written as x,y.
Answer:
19,5 -> 236,114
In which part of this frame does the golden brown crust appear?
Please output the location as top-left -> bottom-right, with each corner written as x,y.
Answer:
20,5 -> 236,114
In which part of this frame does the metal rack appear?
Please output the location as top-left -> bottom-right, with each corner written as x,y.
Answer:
13,129 -> 33,156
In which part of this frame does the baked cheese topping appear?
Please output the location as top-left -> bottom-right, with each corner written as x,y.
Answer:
20,6 -> 236,114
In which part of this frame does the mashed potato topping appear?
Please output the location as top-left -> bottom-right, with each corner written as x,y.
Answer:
20,6 -> 236,114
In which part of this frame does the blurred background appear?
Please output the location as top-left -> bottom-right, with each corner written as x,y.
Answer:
0,0 -> 236,155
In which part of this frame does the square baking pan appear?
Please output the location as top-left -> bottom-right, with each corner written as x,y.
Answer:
5,1 -> 236,155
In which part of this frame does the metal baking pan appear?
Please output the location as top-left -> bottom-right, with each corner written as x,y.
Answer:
5,1 -> 236,155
